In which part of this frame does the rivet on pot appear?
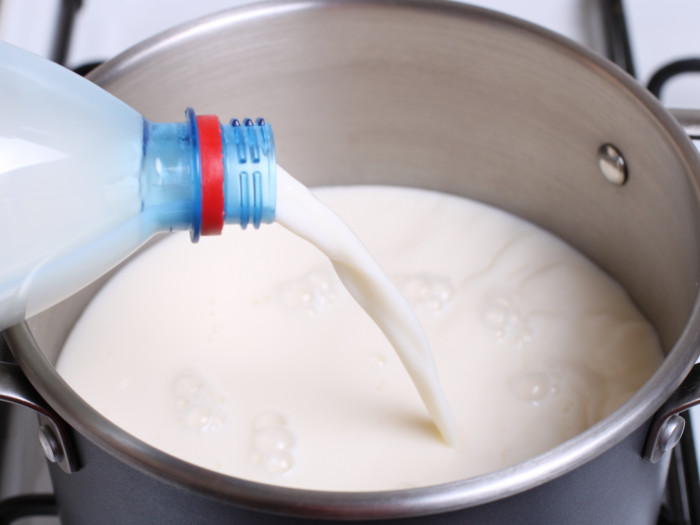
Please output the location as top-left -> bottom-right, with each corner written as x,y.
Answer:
38,424 -> 65,464
598,144 -> 628,185
656,414 -> 686,456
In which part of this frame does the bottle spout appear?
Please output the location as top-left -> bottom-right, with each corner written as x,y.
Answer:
222,116 -> 276,231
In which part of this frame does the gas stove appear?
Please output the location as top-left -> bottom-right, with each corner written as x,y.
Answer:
0,1 -> 699,524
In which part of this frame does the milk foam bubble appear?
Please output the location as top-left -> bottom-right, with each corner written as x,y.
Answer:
250,411 -> 296,475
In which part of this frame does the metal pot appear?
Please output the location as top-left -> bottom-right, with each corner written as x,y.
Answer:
2,1 -> 700,523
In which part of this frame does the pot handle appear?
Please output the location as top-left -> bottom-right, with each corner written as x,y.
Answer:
0,358 -> 79,473
644,363 -> 700,463
668,108 -> 700,140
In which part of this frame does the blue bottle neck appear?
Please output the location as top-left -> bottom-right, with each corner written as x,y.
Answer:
139,109 -> 276,242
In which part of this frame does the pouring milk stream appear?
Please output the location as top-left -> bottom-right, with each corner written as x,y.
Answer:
274,169 -> 456,445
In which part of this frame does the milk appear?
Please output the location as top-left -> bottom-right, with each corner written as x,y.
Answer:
57,184 -> 663,491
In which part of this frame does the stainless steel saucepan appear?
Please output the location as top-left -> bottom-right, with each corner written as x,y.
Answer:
2,2 -> 700,524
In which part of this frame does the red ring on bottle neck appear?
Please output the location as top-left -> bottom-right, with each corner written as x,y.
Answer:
196,115 -> 225,236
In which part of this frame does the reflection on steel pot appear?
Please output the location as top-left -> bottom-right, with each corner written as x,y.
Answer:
3,1 -> 700,524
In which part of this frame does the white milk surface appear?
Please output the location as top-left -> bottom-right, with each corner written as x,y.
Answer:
57,185 -> 663,491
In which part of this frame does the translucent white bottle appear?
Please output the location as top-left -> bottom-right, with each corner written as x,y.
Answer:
0,42 -> 276,331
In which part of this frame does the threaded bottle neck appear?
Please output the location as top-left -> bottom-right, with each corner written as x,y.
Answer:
222,117 -> 276,231
140,108 -> 276,242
